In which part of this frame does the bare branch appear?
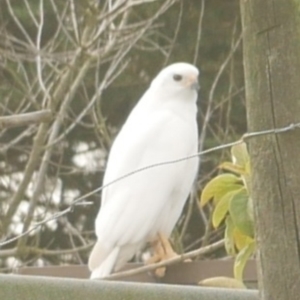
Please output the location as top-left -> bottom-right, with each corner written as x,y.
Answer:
17,59 -> 93,249
104,239 -> 225,280
193,0 -> 205,64
0,243 -> 93,258
199,32 -> 243,152
0,110 -> 52,129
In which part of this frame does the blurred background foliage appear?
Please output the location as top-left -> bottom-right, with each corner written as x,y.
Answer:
0,0 -> 245,270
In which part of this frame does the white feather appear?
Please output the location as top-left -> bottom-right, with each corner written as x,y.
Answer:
88,62 -> 199,278
90,246 -> 119,279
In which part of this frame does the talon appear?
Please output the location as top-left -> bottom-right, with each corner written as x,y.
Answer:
157,232 -> 178,259
146,232 -> 178,278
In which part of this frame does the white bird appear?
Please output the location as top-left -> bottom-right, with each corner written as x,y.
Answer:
88,62 -> 200,279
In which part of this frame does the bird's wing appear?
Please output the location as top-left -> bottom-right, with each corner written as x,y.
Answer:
91,109 -> 198,267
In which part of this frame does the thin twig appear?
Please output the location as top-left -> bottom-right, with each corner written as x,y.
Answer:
104,239 -> 225,280
0,243 -> 93,258
163,0 -> 183,66
193,0 -> 205,64
199,32 -> 243,153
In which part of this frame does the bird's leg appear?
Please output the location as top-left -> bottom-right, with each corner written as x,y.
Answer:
157,232 -> 178,259
146,232 -> 178,278
146,238 -> 164,264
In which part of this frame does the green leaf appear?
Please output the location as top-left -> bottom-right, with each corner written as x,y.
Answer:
199,276 -> 247,289
231,143 -> 249,168
224,215 -> 236,256
245,160 -> 251,174
234,240 -> 256,281
233,228 -> 254,251
247,196 -> 254,222
229,188 -> 254,237
219,162 -> 247,175
200,174 -> 242,207
241,160 -> 252,193
212,189 -> 243,228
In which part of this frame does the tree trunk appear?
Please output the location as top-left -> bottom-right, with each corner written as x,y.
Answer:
240,1 -> 300,299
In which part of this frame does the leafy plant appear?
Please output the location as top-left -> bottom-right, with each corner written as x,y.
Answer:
200,142 -> 255,281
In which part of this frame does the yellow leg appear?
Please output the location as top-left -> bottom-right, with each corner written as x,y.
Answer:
157,232 -> 177,259
146,232 -> 178,278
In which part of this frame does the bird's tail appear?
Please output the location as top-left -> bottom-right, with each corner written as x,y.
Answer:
89,246 -> 120,279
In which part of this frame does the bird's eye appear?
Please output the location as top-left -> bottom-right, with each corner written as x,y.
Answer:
173,74 -> 182,81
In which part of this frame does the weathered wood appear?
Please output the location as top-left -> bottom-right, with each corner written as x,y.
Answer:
240,1 -> 300,299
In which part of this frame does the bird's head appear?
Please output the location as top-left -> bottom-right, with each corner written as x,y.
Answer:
150,62 -> 200,97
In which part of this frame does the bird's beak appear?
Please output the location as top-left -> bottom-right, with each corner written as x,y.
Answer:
190,80 -> 200,91
186,75 -> 200,91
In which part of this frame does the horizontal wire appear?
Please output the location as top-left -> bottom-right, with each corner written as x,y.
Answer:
1,122 -> 299,247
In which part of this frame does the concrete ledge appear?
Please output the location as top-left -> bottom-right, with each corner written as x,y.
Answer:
15,260 -> 258,285
0,274 -> 259,300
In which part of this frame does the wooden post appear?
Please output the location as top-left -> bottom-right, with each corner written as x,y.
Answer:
240,1 -> 300,299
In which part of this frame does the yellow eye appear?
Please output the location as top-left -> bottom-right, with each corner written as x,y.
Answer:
173,74 -> 182,81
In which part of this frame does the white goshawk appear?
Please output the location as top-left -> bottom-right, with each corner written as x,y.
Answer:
88,62 -> 200,279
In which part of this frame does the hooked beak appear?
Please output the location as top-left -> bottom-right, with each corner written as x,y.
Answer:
190,80 -> 200,91
186,74 -> 200,91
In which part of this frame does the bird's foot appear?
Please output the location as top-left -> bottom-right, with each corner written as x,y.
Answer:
146,232 -> 178,278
